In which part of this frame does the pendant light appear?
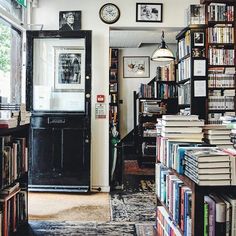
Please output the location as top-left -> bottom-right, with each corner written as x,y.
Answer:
151,31 -> 175,62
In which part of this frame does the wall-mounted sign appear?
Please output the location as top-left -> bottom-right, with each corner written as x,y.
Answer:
95,103 -> 106,119
17,0 -> 27,8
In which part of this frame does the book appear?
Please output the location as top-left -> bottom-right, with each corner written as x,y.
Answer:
185,148 -> 230,162
206,139 -> 232,145
209,194 -> 227,236
204,201 -> 209,236
204,196 -> 216,236
161,119 -> 205,127
162,114 -> 199,120
161,132 -> 203,141
204,129 -> 231,135
222,193 -> 236,236
162,126 -> 202,133
204,134 -> 231,140
185,165 -> 230,174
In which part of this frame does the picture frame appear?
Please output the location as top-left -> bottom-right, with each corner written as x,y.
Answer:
54,47 -> 85,90
193,59 -> 207,77
136,3 -> 163,22
59,11 -> 81,31
123,56 -> 150,78
193,32 -> 204,47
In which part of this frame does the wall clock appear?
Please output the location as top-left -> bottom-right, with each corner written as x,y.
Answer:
99,3 -> 120,24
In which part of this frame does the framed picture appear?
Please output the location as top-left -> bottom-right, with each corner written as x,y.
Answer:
193,59 -> 206,77
136,3 -> 163,22
193,32 -> 204,46
59,11 -> 81,31
123,56 -> 150,78
54,47 -> 85,90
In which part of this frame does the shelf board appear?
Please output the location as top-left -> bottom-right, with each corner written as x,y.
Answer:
176,78 -> 190,85
177,54 -> 190,63
208,65 -> 236,68
208,43 -> 235,48
176,25 -> 207,40
0,124 -> 29,136
208,87 -> 235,90
208,109 -> 235,112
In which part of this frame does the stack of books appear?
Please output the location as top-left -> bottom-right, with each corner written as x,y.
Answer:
159,115 -> 204,142
203,124 -> 233,149
184,147 -> 232,186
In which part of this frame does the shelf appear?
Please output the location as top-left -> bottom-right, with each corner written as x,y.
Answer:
176,78 -> 190,85
208,87 -> 235,90
208,43 -> 235,48
208,109 -> 235,112
208,65 -> 235,67
176,25 -> 207,40
177,54 -> 190,63
0,124 -> 29,136
178,104 -> 190,109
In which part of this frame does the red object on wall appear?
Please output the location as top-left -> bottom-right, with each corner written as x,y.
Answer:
97,95 -> 105,103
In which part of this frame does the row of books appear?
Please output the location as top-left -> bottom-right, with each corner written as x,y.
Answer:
208,3 -> 234,22
139,83 -> 153,98
208,26 -> 234,44
177,57 -> 191,82
208,74 -> 235,88
0,187 -> 27,236
208,48 -> 234,66
109,83 -> 117,93
109,93 -> 117,104
156,206 -> 182,236
155,83 -> 177,100
156,163 -> 192,236
204,193 -> 236,236
178,81 -> 190,106
109,105 -> 118,126
185,4 -> 205,25
156,62 -> 175,82
140,100 -> 167,115
208,112 -> 236,125
0,136 -> 28,190
178,31 -> 191,60
208,96 -> 234,110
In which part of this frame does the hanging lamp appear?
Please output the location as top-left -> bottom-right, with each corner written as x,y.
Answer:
151,31 -> 175,62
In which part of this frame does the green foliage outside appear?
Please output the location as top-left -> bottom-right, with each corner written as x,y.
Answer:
0,21 -> 11,73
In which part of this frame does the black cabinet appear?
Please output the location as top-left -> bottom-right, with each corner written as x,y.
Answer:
26,31 -> 92,192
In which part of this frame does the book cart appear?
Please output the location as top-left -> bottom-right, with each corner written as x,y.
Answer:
201,0 -> 236,124
0,124 -> 29,236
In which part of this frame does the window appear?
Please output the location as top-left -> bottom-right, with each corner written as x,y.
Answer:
0,17 -> 22,104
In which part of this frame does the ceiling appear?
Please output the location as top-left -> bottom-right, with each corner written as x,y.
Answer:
109,27 -> 182,48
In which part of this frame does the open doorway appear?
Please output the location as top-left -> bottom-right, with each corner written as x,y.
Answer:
109,27 -> 181,188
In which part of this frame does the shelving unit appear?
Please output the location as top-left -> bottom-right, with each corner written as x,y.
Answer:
133,68 -> 178,167
176,25 -> 207,119
200,0 -> 236,124
0,125 -> 29,236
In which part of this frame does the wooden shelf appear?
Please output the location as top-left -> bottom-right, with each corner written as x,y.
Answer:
0,124 -> 29,136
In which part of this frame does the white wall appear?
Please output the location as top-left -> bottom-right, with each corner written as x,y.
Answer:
31,0 -> 200,191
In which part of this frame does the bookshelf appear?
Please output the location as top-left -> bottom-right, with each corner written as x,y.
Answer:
0,125 -> 29,236
176,25 -> 207,119
133,65 -> 178,167
201,0 -> 236,124
156,135 -> 236,236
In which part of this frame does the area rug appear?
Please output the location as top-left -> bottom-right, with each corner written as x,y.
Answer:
135,223 -> 156,236
110,191 -> 156,222
28,192 -> 111,221
25,221 -> 136,236
124,160 -> 155,175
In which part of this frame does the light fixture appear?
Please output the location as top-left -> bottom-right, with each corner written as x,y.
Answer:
151,31 -> 175,62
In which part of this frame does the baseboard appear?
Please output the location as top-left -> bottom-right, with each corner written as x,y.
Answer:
91,185 -> 110,192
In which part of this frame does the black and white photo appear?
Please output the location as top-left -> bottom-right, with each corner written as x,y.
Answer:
59,11 -> 81,31
54,48 -> 85,90
193,32 -> 204,46
136,3 -> 162,22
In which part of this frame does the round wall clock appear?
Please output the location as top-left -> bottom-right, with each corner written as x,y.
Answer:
99,3 -> 120,24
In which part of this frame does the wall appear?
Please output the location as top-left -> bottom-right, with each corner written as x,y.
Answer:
31,0 -> 200,191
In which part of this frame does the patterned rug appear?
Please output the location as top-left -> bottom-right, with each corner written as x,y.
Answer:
124,160 -> 155,175
110,191 -> 156,222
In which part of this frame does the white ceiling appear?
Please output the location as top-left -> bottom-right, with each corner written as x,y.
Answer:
109,27 -> 182,48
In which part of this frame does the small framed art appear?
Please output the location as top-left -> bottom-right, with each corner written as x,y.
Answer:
136,3 -> 163,22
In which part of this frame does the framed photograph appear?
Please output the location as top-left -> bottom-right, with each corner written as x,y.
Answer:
136,3 -> 163,22
59,11 -> 81,31
193,32 -> 204,46
54,47 -> 85,90
123,56 -> 150,78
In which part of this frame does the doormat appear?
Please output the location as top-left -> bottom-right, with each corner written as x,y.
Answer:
110,191 -> 156,222
124,160 -> 155,175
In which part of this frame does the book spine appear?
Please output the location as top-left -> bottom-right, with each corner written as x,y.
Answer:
204,201 -> 209,236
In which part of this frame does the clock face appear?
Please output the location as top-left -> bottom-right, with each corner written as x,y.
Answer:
99,3 -> 120,24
